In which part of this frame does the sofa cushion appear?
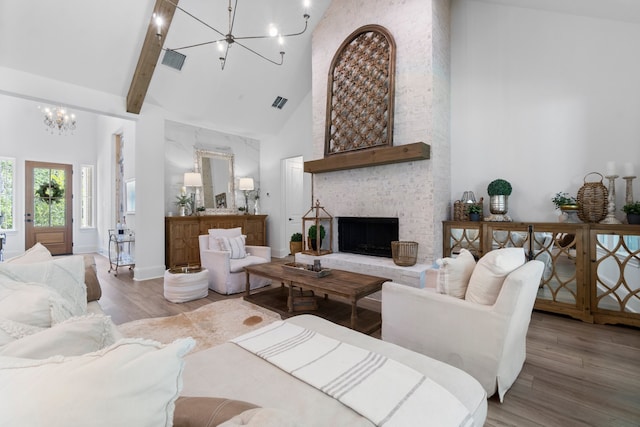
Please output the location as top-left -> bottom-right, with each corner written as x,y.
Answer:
229,256 -> 268,273
0,337 -> 195,427
0,314 -> 117,358
173,397 -> 259,427
5,242 -> 52,264
0,281 -> 74,328
465,248 -> 526,305
219,408 -> 300,427
218,235 -> 247,259
0,255 -> 87,316
83,255 -> 102,302
435,249 -> 476,299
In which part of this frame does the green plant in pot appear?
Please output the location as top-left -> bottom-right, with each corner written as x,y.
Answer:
466,204 -> 482,221
551,192 -> 578,210
486,178 -> 512,221
308,224 -> 326,251
622,201 -> 640,225
290,232 -> 303,255
175,194 -> 191,216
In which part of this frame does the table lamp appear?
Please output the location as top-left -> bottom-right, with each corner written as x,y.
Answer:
238,177 -> 254,213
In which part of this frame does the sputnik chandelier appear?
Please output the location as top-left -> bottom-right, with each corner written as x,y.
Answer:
39,106 -> 77,135
161,0 -> 311,70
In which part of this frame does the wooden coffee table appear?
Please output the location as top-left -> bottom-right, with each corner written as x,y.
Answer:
244,262 -> 388,330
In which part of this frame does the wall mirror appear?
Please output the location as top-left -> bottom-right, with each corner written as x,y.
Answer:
196,149 -> 236,213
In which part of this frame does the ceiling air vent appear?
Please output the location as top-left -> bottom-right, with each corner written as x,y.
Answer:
162,49 -> 186,71
271,96 -> 288,109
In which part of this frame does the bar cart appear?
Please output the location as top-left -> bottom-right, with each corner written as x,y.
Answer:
108,228 -> 135,276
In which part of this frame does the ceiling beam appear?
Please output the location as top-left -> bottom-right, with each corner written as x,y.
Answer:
126,0 -> 179,114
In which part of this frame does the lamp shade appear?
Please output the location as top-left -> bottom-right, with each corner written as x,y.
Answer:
238,177 -> 254,191
184,172 -> 203,187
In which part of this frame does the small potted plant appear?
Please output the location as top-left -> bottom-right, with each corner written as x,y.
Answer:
487,178 -> 512,220
551,192 -> 578,210
622,201 -> 640,224
308,224 -> 326,251
196,206 -> 206,216
467,204 -> 482,221
175,194 -> 191,216
290,232 -> 303,255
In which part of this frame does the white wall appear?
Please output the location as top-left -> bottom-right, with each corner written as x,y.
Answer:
451,0 -> 640,222
261,91 -> 314,258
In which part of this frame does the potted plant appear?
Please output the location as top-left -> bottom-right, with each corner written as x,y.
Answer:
308,224 -> 326,251
290,232 -> 303,255
175,194 -> 191,216
551,192 -> 578,210
196,206 -> 206,216
467,204 -> 482,221
622,201 -> 640,224
487,178 -> 512,221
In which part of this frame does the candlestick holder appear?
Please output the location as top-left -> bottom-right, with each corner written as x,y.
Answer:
623,176 -> 636,205
601,175 -> 622,224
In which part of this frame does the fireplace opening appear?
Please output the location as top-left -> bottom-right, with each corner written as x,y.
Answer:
338,217 -> 399,258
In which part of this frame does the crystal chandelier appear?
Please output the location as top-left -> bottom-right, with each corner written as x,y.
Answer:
40,106 -> 77,135
162,0 -> 311,70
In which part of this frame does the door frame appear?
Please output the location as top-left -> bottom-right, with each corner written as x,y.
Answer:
25,161 -> 73,255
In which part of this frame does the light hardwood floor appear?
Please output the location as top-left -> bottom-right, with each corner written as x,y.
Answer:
95,254 -> 640,427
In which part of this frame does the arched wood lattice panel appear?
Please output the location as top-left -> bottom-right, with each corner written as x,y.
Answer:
325,25 -> 396,156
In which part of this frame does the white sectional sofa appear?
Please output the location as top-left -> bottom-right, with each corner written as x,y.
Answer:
0,246 -> 488,426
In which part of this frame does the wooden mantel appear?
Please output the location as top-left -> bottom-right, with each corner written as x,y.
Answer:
303,142 -> 430,174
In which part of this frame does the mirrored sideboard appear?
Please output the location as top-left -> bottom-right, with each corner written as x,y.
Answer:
443,221 -> 640,328
165,215 -> 267,268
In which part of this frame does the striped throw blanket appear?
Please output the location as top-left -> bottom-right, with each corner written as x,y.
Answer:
231,321 -> 474,427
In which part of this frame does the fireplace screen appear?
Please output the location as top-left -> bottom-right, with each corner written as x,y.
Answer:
338,217 -> 399,258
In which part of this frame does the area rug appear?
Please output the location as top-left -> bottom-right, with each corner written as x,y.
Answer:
117,299 -> 281,353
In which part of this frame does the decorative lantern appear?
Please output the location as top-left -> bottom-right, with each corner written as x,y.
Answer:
302,200 -> 333,256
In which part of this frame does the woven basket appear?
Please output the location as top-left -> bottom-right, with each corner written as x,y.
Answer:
577,172 -> 608,223
453,198 -> 484,221
391,241 -> 418,266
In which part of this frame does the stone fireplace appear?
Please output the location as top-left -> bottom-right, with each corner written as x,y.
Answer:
309,0 -> 452,265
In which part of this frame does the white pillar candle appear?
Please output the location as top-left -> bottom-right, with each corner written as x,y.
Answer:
181,186 -> 187,195
623,162 -> 635,177
606,161 -> 616,176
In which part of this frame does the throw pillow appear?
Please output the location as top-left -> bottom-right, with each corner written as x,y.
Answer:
0,255 -> 87,316
0,337 -> 195,427
0,314 -> 117,358
0,281 -> 74,328
465,248 -> 526,305
5,242 -> 53,264
208,228 -> 242,251
217,235 -> 247,259
435,249 -> 476,299
0,319 -> 44,346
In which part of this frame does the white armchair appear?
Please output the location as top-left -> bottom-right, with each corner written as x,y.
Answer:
198,228 -> 271,295
382,260 -> 544,402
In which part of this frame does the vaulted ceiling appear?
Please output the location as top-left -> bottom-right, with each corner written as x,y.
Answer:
0,0 -> 331,139
2,0 -> 640,139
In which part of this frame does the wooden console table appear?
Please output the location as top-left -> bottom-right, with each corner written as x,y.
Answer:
165,215 -> 267,268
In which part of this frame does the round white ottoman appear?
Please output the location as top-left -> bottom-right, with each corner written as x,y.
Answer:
163,267 -> 209,303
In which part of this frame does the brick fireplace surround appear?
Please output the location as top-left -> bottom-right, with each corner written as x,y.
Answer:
309,0 -> 452,267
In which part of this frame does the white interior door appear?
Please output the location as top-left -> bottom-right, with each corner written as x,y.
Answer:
284,156 -> 304,251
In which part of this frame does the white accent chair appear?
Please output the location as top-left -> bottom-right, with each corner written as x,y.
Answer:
381,260 -> 544,402
198,228 -> 271,295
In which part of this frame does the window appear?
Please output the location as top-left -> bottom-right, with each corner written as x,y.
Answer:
0,158 -> 14,230
80,165 -> 95,228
